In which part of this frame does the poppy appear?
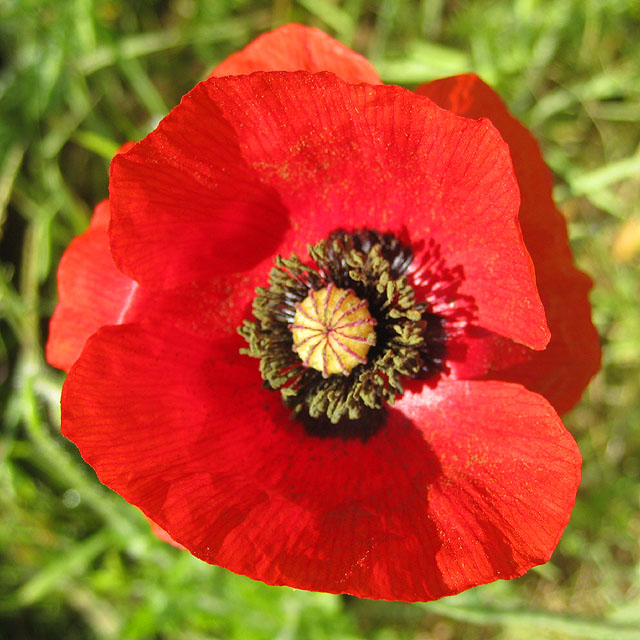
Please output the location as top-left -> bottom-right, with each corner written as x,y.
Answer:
48,25 -> 599,601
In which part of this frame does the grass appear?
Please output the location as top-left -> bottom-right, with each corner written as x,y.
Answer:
1,0 -> 639,638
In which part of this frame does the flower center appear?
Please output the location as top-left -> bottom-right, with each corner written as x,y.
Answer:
239,229 -> 451,430
290,284 -> 376,377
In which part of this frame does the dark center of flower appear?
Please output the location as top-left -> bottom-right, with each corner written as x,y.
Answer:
240,230 -> 449,432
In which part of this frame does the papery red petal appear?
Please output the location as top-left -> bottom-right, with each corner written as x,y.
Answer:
109,94 -> 290,288
46,201 -> 138,371
417,74 -> 600,412
109,71 -> 549,347
210,23 -> 381,84
199,71 -> 548,349
47,198 -> 259,371
63,324 -> 578,601
394,380 -> 580,596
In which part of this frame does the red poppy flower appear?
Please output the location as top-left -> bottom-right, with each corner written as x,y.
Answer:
48,25 -> 599,601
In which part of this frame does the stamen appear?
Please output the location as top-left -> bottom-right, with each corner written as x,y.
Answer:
239,229 -> 459,429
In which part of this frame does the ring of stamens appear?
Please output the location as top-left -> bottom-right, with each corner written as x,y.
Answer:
239,229 -> 451,426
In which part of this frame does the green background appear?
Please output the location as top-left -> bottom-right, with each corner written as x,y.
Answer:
1,0 -> 639,638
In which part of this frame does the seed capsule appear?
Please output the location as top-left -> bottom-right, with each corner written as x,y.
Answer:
290,283 -> 377,377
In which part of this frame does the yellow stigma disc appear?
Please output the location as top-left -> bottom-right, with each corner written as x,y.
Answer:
290,283 -> 377,377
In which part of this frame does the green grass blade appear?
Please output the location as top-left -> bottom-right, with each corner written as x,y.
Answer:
423,601 -> 640,640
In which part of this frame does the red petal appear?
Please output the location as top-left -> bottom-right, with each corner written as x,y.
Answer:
109,93 -> 290,288
201,72 -> 548,349
210,23 -> 381,84
47,198 -> 257,371
62,324 -> 579,601
417,74 -> 600,412
394,380 -> 580,596
46,201 -> 138,371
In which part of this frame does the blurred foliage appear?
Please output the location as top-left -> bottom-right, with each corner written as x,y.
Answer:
1,0 -> 639,638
